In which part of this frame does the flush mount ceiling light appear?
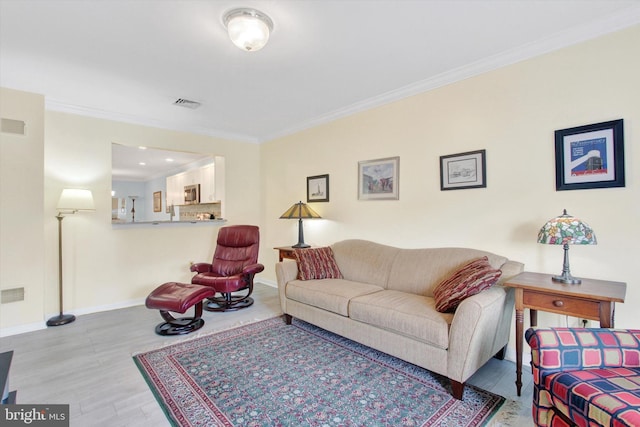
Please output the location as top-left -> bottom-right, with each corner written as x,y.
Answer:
223,8 -> 273,52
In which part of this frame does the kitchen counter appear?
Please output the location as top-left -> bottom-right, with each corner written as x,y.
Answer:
112,219 -> 227,228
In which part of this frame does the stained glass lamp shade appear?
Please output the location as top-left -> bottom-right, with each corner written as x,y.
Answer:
279,201 -> 321,248
537,209 -> 597,284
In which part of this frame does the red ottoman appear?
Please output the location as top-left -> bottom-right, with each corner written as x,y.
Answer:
145,282 -> 216,336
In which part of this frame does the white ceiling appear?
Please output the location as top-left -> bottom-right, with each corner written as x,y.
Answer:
1,0 -> 640,146
111,143 -> 212,181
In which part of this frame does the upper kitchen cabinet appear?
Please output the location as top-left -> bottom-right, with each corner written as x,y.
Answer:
166,158 -> 223,206
165,172 -> 185,207
200,163 -> 215,203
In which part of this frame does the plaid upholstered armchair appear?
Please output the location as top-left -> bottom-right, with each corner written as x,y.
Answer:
526,327 -> 640,427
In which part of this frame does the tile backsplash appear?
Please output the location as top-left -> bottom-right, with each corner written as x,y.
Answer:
179,202 -> 222,221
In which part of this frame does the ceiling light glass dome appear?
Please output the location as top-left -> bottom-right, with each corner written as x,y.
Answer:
223,8 -> 273,52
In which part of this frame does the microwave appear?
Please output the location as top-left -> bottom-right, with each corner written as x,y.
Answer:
184,184 -> 200,205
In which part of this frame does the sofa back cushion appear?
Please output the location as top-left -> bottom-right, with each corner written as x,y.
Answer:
387,247 -> 507,296
331,240 -> 399,287
331,240 -> 508,295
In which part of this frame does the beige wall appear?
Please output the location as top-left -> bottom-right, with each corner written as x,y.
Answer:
0,105 -> 262,333
261,25 -> 640,340
0,88 -> 45,331
44,111 -> 263,315
1,25 -> 638,352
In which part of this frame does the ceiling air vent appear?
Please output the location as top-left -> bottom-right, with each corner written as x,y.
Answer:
173,98 -> 201,109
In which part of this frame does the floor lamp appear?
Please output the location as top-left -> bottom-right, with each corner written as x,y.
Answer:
47,189 -> 95,327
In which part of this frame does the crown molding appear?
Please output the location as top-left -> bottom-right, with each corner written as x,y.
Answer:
45,99 -> 261,144
45,6 -> 640,145
263,8 -> 640,143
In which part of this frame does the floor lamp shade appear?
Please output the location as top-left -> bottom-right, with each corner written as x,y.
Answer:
537,209 -> 597,284
57,189 -> 95,213
47,189 -> 95,327
279,201 -> 321,248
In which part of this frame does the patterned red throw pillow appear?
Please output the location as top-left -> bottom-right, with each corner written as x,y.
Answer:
433,256 -> 502,313
293,247 -> 343,280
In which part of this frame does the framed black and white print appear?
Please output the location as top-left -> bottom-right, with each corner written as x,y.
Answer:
307,174 -> 329,202
358,157 -> 399,200
440,150 -> 486,191
555,119 -> 625,191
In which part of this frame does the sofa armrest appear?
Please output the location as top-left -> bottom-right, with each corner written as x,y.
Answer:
447,285 -> 512,383
526,328 -> 640,376
496,260 -> 524,286
275,261 -> 299,314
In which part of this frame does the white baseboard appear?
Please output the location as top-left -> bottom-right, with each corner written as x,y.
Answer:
0,298 -> 146,337
70,298 -> 146,317
0,283 -> 279,338
0,321 -> 47,337
504,346 -> 531,366
256,279 -> 276,288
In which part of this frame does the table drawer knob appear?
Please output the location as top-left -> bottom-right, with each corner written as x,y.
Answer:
553,300 -> 564,307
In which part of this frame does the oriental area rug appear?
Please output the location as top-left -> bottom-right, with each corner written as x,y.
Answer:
134,316 -> 512,426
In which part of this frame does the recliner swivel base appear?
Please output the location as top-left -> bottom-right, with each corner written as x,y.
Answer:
204,295 -> 254,312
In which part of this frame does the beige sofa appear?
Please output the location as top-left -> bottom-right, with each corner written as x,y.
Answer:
275,239 -> 524,400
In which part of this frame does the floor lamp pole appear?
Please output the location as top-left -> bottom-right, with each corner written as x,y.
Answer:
47,214 -> 76,326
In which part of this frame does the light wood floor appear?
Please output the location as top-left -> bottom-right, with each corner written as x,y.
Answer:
0,283 -> 533,426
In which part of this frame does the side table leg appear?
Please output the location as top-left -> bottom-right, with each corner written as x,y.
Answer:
515,307 -> 524,396
599,301 -> 614,328
530,309 -> 538,327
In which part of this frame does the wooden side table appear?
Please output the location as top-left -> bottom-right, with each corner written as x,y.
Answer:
274,246 -> 307,262
503,271 -> 626,396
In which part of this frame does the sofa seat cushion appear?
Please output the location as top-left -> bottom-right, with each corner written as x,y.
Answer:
349,290 -> 454,349
285,279 -> 384,317
541,368 -> 640,427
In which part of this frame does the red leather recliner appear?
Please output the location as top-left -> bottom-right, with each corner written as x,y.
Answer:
190,225 -> 264,312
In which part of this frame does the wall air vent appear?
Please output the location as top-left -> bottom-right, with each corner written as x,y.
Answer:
173,98 -> 201,109
1,287 -> 24,304
1,118 -> 26,135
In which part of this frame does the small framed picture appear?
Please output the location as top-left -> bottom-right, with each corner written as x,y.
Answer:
358,156 -> 399,200
440,150 -> 486,191
555,119 -> 625,191
153,191 -> 162,212
307,174 -> 329,202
